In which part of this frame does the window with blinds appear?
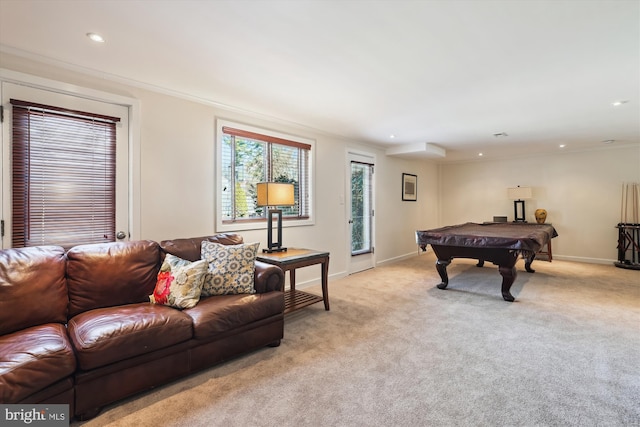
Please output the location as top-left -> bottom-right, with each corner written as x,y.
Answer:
220,126 -> 311,223
10,99 -> 120,248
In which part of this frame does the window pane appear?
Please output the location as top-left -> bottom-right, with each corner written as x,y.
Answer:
221,134 -> 233,219
351,162 -> 372,255
234,137 -> 265,219
272,144 -> 299,217
220,125 -> 311,224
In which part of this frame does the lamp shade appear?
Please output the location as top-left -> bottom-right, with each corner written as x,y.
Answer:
256,182 -> 295,207
507,186 -> 532,200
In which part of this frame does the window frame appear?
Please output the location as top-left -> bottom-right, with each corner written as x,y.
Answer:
215,119 -> 315,233
0,69 -> 142,248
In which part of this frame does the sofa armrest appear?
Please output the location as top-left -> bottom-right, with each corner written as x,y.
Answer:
254,261 -> 284,293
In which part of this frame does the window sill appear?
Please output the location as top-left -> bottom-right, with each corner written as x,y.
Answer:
216,217 -> 314,233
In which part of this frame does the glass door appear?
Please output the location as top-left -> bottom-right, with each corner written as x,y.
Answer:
348,151 -> 375,273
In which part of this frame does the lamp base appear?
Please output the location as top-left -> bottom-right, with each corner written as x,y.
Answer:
265,209 -> 288,254
263,247 -> 288,253
513,200 -> 527,222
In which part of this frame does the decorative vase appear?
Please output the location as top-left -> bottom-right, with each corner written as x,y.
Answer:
535,209 -> 547,224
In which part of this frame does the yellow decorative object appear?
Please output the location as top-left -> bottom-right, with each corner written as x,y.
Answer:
535,209 -> 547,224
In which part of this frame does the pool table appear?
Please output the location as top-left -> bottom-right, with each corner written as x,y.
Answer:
416,222 -> 558,301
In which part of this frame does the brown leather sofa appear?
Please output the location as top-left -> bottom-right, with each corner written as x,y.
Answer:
0,234 -> 285,420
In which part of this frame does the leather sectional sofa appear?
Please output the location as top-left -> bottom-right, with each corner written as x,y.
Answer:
0,234 -> 285,420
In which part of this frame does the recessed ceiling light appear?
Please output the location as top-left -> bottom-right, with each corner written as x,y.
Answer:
478,152 -> 483,156
389,134 -> 395,139
559,144 -> 566,148
87,32 -> 105,43
612,100 -> 629,106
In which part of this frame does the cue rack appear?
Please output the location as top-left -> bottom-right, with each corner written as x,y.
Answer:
616,182 -> 640,270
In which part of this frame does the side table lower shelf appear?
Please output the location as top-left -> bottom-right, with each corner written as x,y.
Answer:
284,290 -> 324,314
257,248 -> 330,314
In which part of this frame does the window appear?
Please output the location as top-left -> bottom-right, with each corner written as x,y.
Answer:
350,161 -> 373,255
217,121 -> 313,230
10,99 -> 120,248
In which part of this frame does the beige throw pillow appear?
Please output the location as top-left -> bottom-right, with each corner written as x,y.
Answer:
149,254 -> 207,309
200,241 -> 259,296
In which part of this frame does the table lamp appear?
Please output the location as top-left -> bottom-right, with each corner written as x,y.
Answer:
507,186 -> 532,222
256,182 -> 295,253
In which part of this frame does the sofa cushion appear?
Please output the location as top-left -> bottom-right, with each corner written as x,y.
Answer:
68,303 -> 193,371
66,240 -> 161,317
200,241 -> 259,296
159,234 -> 245,262
0,246 -> 67,336
150,254 -> 208,309
0,323 -> 76,403
184,292 -> 285,339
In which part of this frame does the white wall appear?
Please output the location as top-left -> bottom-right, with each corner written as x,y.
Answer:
3,51 -> 636,278
0,52 -> 438,287
375,157 -> 440,264
438,146 -> 640,263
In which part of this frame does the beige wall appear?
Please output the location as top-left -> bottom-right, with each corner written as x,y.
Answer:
0,53 -> 437,287
438,146 -> 640,263
2,51 -> 637,282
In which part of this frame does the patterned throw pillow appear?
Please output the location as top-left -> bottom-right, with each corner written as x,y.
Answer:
200,241 -> 259,296
150,254 -> 208,309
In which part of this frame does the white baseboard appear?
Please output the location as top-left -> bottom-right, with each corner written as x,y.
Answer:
376,251 -> 423,267
552,255 -> 616,265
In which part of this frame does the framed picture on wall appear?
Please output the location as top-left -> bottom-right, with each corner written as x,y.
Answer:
402,173 -> 417,201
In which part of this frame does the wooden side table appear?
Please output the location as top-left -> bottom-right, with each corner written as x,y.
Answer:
256,248 -> 330,314
536,239 -> 553,261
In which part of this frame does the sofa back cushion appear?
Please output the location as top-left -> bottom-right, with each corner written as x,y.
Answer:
66,240 -> 161,317
0,246 -> 67,335
159,233 -> 244,262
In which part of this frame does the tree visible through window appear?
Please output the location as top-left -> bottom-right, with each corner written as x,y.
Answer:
221,126 -> 310,223
350,161 -> 373,254
10,99 -> 120,248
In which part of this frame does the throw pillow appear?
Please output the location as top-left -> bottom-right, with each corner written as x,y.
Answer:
150,254 -> 208,309
200,241 -> 259,296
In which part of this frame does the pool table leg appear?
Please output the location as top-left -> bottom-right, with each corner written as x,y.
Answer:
435,259 -> 451,289
498,265 -> 517,302
524,252 -> 536,273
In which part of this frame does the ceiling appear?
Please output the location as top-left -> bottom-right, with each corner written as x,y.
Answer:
0,0 -> 638,162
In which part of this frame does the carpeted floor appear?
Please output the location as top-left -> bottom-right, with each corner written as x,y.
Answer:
73,252 -> 640,427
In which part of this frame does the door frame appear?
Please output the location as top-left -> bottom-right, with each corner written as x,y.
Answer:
346,149 -> 376,274
0,68 -> 141,246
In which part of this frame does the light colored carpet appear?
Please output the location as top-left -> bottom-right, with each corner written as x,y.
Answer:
73,252 -> 640,427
